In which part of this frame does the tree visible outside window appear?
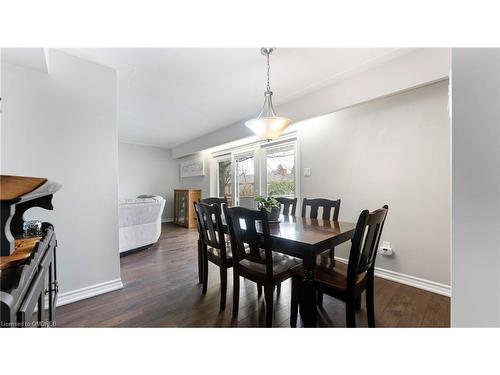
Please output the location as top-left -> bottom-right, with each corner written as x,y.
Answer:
218,160 -> 232,205
236,155 -> 255,208
215,141 -> 296,207
266,146 -> 295,197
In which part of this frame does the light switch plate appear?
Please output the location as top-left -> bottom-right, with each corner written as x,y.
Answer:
303,167 -> 311,177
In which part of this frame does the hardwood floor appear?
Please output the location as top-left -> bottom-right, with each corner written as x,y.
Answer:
56,223 -> 450,328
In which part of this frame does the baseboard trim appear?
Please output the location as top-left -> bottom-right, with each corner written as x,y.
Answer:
335,257 -> 451,297
162,218 -> 173,223
55,278 -> 124,307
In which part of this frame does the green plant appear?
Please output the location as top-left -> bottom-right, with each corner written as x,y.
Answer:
255,195 -> 279,213
267,180 -> 294,196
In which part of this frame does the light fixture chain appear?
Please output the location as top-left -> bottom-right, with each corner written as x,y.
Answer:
266,50 -> 271,92
245,47 -> 292,141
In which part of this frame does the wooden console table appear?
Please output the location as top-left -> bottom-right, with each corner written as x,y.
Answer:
0,175 -> 61,328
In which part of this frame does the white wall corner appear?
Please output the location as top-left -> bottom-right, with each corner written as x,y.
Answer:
43,48 -> 50,73
336,257 -> 451,297
1,48 -> 49,73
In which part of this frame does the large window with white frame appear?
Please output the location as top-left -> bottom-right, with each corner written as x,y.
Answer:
263,142 -> 296,198
234,151 -> 256,208
213,136 -> 298,208
216,155 -> 232,205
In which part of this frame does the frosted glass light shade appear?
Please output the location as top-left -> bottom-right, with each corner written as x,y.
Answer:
245,90 -> 292,141
244,116 -> 292,141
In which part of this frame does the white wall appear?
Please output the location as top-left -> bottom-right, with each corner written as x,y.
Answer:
451,48 -> 500,327
298,81 -> 451,287
1,49 -> 121,295
118,142 -> 179,221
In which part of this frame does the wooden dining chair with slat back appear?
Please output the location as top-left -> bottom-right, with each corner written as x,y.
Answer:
223,205 -> 300,327
194,197 -> 229,284
290,205 -> 388,328
271,197 -> 298,296
201,197 -> 228,209
301,198 -> 341,221
301,198 -> 341,306
275,197 -> 297,216
202,197 -> 268,298
194,202 -> 233,311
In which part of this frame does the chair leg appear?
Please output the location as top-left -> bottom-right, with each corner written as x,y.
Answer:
264,284 -> 274,327
202,248 -> 208,294
346,299 -> 356,328
276,282 -> 281,296
317,291 -> 324,307
197,239 -> 203,284
257,283 -> 262,297
219,267 -> 227,311
355,294 -> 362,310
367,280 -> 375,328
290,277 -> 300,328
232,267 -> 240,317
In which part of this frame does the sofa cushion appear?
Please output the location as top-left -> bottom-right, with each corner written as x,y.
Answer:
119,196 -> 165,228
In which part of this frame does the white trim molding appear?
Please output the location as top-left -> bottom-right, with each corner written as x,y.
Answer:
56,278 -> 124,307
335,257 -> 451,297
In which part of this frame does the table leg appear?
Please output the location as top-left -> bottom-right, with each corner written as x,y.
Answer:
299,252 -> 317,327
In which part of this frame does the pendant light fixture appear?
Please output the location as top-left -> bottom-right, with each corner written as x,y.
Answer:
245,47 -> 292,141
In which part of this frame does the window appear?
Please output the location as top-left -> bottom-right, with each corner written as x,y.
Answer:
235,152 -> 255,209
213,136 -> 297,206
265,144 -> 296,198
217,158 -> 232,205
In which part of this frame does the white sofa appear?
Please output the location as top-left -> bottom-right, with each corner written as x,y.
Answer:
118,195 -> 166,254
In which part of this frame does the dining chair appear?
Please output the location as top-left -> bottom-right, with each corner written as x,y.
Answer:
301,198 -> 342,305
202,197 -> 269,297
301,198 -> 341,220
194,202 -> 233,311
290,205 -> 389,328
275,197 -> 298,216
201,196 -> 228,209
194,197 -> 229,283
223,205 -> 300,327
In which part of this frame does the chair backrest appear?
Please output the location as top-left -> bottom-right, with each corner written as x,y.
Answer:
275,197 -> 297,216
346,205 -> 389,287
194,202 -> 228,259
223,205 -> 274,277
301,198 -> 341,221
201,197 -> 228,209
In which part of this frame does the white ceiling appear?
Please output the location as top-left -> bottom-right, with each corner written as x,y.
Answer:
61,48 -> 411,148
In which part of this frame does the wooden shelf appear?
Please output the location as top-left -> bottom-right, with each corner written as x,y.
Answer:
0,175 -> 47,202
174,189 -> 201,228
0,236 -> 42,271
1,174 -> 60,327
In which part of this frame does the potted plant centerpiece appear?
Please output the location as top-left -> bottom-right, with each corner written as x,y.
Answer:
255,195 -> 281,222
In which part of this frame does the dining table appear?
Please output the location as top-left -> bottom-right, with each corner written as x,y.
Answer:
214,214 -> 357,327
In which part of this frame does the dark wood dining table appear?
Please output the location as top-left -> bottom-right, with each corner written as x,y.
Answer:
216,214 -> 357,327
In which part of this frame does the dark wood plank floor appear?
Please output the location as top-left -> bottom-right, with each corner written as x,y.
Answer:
56,223 -> 450,328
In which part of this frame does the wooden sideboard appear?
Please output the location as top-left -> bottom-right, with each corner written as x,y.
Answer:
174,189 -> 201,228
0,175 -> 61,328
